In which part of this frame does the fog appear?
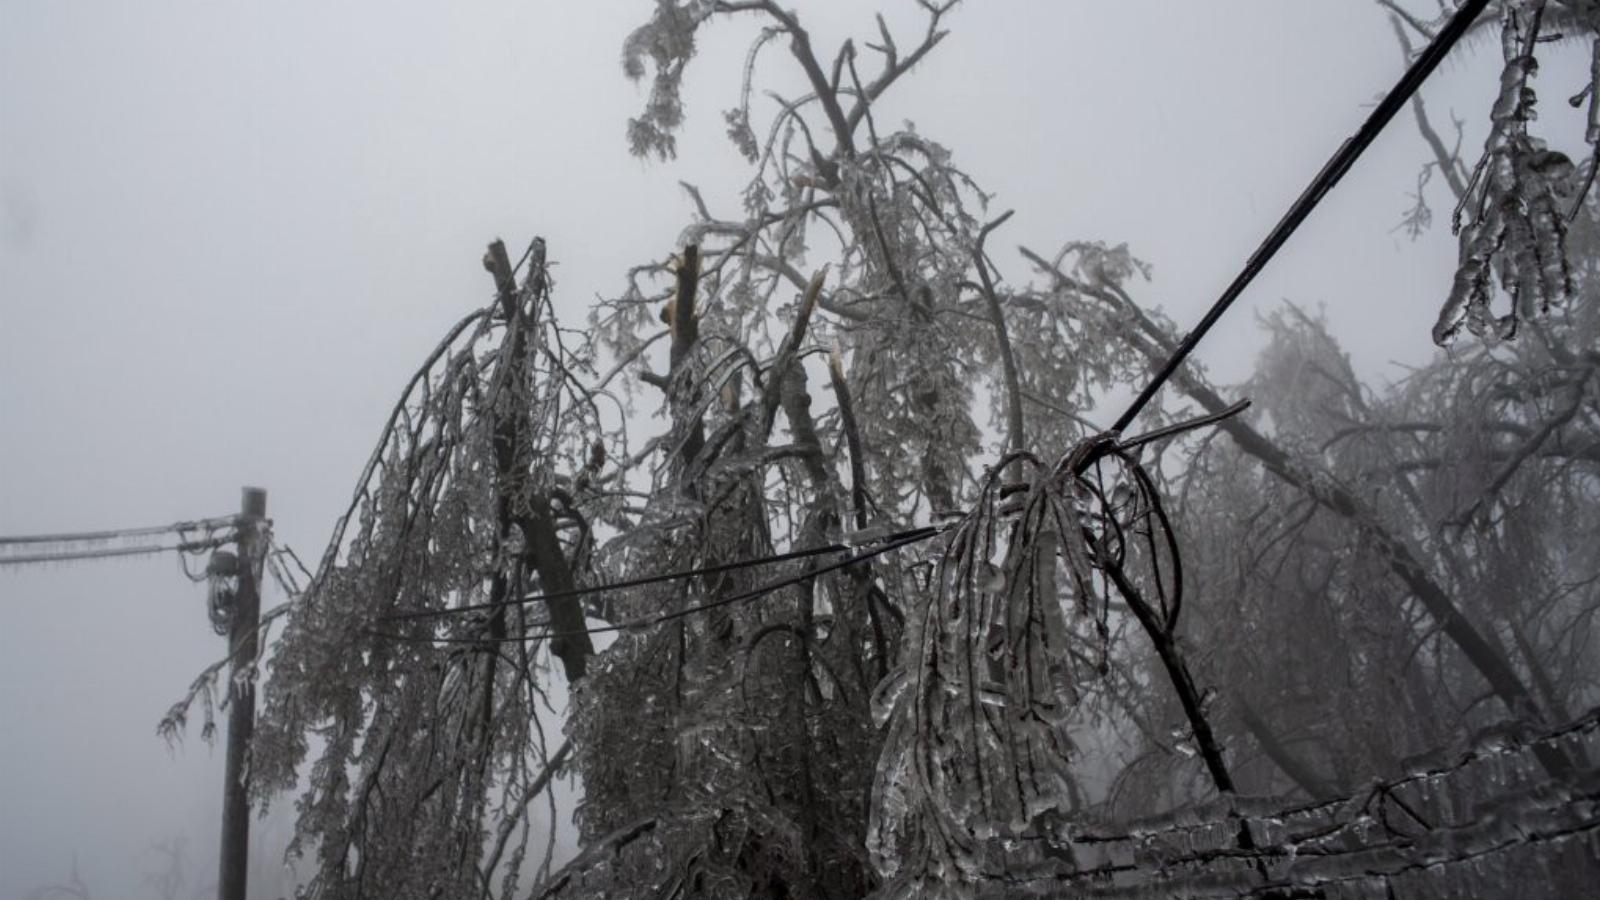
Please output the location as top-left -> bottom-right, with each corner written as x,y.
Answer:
1,1 -> 1592,895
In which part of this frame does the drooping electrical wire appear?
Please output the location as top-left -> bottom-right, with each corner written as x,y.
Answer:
0,535 -> 234,567
1108,0 -> 1490,434
368,528 -> 934,645
386,523 -> 947,621
0,515 -> 236,546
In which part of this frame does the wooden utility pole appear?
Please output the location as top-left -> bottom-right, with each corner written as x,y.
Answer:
218,487 -> 265,900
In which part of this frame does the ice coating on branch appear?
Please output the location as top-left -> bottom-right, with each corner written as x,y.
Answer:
1435,3 -> 1592,345
866,465 -> 1107,896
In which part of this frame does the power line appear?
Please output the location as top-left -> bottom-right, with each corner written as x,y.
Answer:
0,515 -> 237,547
369,528 -> 934,645
1108,0 -> 1490,434
386,523 -> 947,621
0,535 -> 234,567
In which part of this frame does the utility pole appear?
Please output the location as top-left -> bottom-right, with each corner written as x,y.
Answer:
218,487 -> 265,900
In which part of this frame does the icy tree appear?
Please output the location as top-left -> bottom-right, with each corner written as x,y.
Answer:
1167,286 -> 1599,800
1385,0 -> 1600,342
159,2 -> 1599,898
1146,46 -> 1600,793
205,240 -> 608,898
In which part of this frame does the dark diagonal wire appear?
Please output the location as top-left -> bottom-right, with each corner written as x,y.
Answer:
1109,0 -> 1491,434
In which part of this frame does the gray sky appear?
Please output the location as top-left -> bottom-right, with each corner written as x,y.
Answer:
2,1 -> 1594,893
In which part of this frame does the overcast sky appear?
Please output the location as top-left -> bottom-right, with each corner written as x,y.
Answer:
3,1 -> 1595,894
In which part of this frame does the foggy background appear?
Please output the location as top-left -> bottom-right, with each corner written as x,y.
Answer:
2,1 -> 1591,893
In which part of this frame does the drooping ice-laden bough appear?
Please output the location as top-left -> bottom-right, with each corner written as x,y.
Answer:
237,241 -> 607,899
866,452 -> 1127,898
1435,0 -> 1599,343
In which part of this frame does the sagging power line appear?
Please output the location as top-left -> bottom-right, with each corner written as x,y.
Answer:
2,492 -> 275,900
388,523 -> 947,622
0,515 -> 239,568
369,526 -> 937,645
0,514 -> 236,546
1108,0 -> 1490,433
